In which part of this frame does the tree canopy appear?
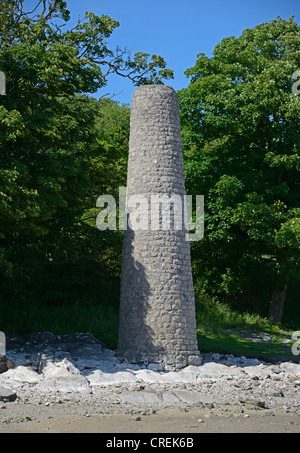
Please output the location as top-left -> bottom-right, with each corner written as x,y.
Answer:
0,0 -> 173,327
179,17 -> 300,323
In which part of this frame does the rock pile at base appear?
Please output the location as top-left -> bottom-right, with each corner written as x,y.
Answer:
0,332 -> 299,417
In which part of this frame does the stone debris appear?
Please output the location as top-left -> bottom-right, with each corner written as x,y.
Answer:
0,355 -> 15,374
0,386 -> 17,403
0,332 -> 299,426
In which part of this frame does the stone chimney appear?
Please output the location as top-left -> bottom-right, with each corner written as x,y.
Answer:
117,85 -> 201,370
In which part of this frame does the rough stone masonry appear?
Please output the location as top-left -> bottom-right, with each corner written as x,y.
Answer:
117,85 -> 201,370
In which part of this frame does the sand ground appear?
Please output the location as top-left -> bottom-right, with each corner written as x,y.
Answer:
1,409 -> 299,433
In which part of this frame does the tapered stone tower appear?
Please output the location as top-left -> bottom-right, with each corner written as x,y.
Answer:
117,85 -> 201,370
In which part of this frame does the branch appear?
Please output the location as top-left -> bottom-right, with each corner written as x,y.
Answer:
15,0 -> 43,22
38,146 -> 52,155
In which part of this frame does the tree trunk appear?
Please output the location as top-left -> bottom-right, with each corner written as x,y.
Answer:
269,277 -> 288,323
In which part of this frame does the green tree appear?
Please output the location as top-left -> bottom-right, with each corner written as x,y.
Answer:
179,17 -> 300,323
0,0 -> 172,329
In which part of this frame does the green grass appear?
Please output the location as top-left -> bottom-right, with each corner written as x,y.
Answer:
195,293 -> 295,360
197,332 -> 293,360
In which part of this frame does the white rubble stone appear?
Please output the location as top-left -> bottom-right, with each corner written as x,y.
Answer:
1,366 -> 41,385
39,375 -> 90,393
86,369 -> 137,386
39,363 -> 90,393
243,363 -> 275,378
3,333 -> 298,408
280,362 -> 300,376
193,362 -> 245,379
135,369 -> 165,384
0,385 -> 17,402
42,359 -> 81,378
162,370 -> 198,383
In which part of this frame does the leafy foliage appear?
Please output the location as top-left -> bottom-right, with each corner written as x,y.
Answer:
179,17 -> 300,322
0,0 -> 173,329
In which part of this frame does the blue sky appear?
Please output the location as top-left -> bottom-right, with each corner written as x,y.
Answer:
25,0 -> 299,105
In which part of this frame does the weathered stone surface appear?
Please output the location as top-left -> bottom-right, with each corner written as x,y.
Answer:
42,359 -> 81,378
40,371 -> 90,393
2,366 -> 41,385
72,346 -> 119,372
117,84 -> 201,370
280,362 -> 300,376
135,369 -> 165,384
0,385 -> 17,402
242,364 -> 275,379
118,389 -> 162,406
172,390 -> 214,405
0,356 -> 8,374
0,355 -> 15,374
86,370 -> 137,386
